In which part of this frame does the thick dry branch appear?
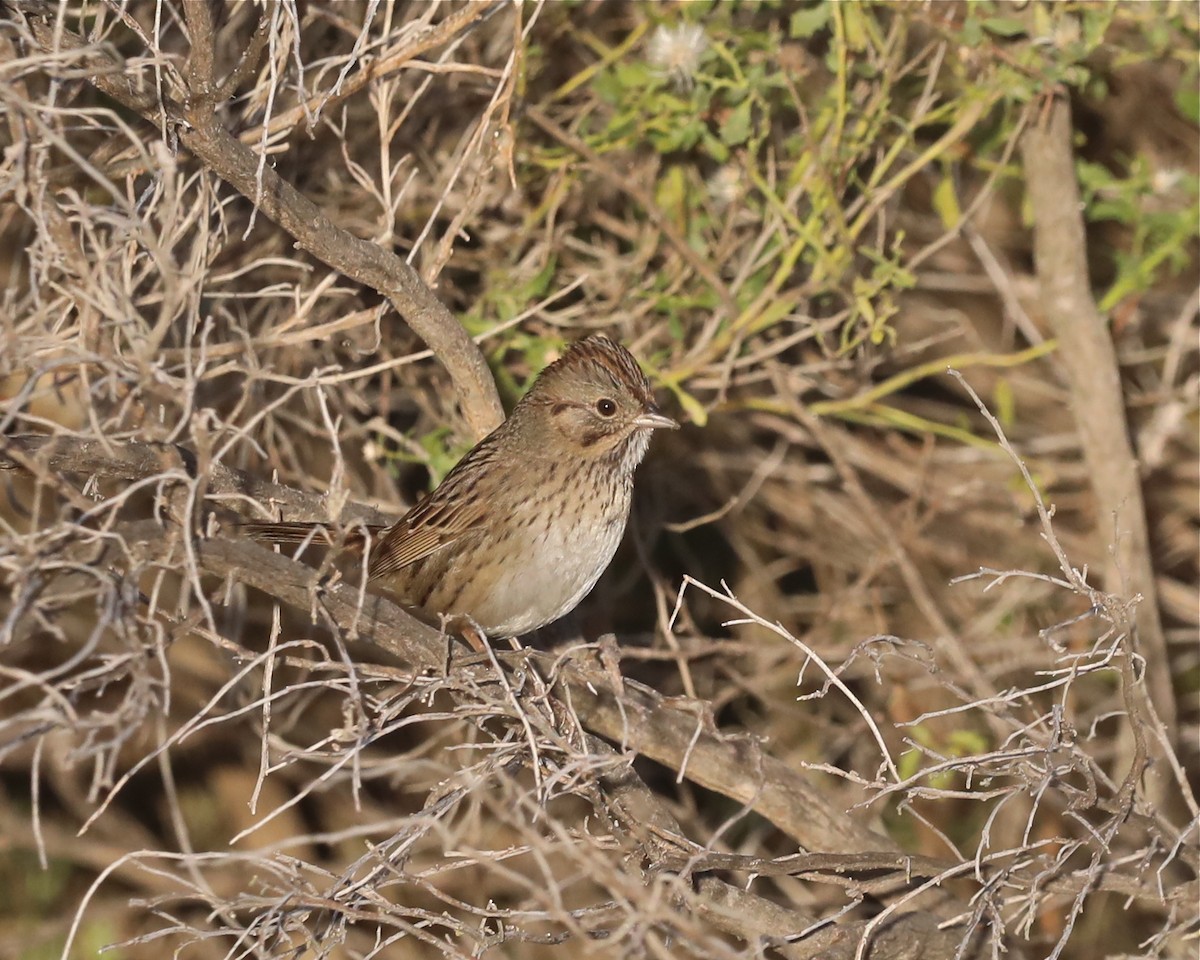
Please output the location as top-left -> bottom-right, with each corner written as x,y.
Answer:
17,2 -> 505,440
559,660 -> 887,854
1020,96 -> 1176,744
1,432 -> 895,854
112,525 -> 960,960
3,432 -> 970,955
198,531 -> 893,855
0,434 -> 391,527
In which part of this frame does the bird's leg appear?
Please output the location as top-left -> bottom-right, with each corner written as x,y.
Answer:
440,613 -> 490,654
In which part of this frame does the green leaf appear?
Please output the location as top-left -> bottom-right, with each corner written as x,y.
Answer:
932,174 -> 961,230
948,729 -> 990,756
1176,85 -> 1200,124
841,3 -> 871,51
614,59 -> 656,91
789,4 -> 829,39
981,17 -> 1027,38
701,129 -> 730,163
654,165 -> 689,224
898,747 -> 923,781
720,98 -> 753,147
993,377 -> 1015,429
667,383 -> 708,427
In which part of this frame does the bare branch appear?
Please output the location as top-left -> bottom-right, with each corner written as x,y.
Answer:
1020,93 -> 1176,745
17,1 -> 504,439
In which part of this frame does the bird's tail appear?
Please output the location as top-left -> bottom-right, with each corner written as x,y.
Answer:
241,521 -> 384,550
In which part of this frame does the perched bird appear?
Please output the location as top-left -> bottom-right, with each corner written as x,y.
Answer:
244,336 -> 676,638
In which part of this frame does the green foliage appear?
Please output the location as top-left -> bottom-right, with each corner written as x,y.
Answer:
468,0 -> 1195,443
392,425 -> 469,488
902,724 -> 992,791
1077,155 -> 1200,311
461,257 -> 559,337
17,921 -> 125,960
0,848 -> 126,960
558,5 -> 936,353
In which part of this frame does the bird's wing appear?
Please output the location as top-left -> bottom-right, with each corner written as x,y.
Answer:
366,495 -> 485,578
366,435 -> 499,579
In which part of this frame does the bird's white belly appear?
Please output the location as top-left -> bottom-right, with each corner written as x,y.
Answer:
473,512 -> 627,638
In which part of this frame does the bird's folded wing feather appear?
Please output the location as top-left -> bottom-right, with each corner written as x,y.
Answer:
366,465 -> 490,579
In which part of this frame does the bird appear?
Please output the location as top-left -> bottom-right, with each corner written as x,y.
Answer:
242,335 -> 677,639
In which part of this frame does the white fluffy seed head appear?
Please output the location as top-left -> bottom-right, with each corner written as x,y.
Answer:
648,23 -> 708,90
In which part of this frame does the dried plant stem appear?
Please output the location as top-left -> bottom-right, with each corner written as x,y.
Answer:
1020,95 -> 1176,745
118,522 -> 949,960
0,432 -> 894,855
19,1 -> 504,440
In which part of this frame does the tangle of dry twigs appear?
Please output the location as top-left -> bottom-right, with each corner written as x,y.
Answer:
1,3 -> 1196,959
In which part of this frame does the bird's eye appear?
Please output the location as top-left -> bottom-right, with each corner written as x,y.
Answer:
595,398 -> 617,417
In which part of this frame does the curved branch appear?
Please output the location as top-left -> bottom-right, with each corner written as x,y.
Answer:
18,2 -> 505,439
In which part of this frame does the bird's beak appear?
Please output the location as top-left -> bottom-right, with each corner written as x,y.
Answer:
634,404 -> 679,431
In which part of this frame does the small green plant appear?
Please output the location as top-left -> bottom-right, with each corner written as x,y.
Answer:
1078,154 -> 1200,312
